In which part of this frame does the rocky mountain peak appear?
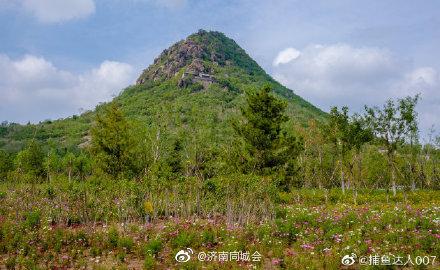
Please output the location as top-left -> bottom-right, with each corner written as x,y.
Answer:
135,30 -> 263,85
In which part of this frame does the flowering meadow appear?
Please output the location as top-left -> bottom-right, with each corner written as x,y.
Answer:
0,181 -> 438,269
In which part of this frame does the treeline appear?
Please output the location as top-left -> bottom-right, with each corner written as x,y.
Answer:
0,86 -> 439,195
297,95 -> 440,194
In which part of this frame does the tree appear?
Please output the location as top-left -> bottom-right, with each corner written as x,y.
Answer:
14,140 -> 45,180
296,120 -> 329,189
44,148 -> 60,183
324,107 -> 350,193
74,152 -> 91,180
91,103 -> 134,178
62,152 -> 75,181
324,107 -> 373,193
233,85 -> 303,186
345,114 -> 373,191
364,95 -> 419,196
0,150 -> 12,181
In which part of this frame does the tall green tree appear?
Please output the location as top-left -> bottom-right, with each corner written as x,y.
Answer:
364,95 -> 419,195
44,148 -> 60,183
324,107 -> 351,193
62,152 -> 75,181
91,103 -> 135,178
74,152 -> 92,180
14,140 -> 45,180
233,85 -> 303,185
346,114 -> 373,190
297,120 -> 330,189
324,107 -> 373,193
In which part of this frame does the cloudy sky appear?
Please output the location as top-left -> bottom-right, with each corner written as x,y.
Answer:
0,0 -> 439,139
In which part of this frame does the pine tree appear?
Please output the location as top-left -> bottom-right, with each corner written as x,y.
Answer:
234,85 -> 303,180
91,103 -> 134,178
14,140 -> 45,180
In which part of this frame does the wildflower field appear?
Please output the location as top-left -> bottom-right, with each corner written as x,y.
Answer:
0,180 -> 438,269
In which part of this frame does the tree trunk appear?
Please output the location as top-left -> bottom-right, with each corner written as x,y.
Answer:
410,162 -> 416,191
391,166 -> 396,196
358,153 -> 363,188
340,159 -> 345,194
318,150 -> 323,189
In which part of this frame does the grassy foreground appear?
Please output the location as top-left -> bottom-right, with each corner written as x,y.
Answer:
0,181 -> 439,269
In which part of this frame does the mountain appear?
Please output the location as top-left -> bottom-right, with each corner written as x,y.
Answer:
0,30 -> 325,152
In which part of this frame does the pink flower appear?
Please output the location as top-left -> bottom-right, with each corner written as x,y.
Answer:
168,230 -> 178,237
332,234 -> 342,243
301,243 -> 315,250
284,248 -> 297,256
272,258 -> 282,265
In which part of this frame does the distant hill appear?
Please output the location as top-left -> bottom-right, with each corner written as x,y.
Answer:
0,30 -> 325,152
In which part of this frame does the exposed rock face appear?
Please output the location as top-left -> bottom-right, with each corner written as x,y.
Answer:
135,29 -> 269,94
137,32 -> 207,84
136,30 -> 236,86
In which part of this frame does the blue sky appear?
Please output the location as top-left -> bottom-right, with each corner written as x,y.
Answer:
1,0 -> 439,140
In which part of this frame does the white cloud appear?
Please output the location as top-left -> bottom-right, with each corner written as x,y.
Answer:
74,61 -> 135,109
406,67 -> 438,87
0,54 -> 136,123
272,44 -> 440,135
273,47 -> 301,66
274,44 -> 401,101
21,0 -> 95,23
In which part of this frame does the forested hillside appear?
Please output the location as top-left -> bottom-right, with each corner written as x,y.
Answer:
0,30 -> 324,153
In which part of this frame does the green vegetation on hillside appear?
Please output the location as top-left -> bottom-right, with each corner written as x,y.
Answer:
0,30 -> 324,153
0,30 -> 439,269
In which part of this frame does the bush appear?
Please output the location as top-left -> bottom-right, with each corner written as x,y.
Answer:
201,229 -> 216,246
24,211 -> 40,229
143,254 -> 155,269
107,227 -> 119,248
144,238 -> 162,257
172,231 -> 196,248
118,236 -> 134,253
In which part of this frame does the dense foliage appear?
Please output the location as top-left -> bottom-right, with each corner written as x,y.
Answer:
0,85 -> 439,193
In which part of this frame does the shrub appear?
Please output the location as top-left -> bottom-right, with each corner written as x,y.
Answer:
24,211 -> 40,229
107,227 -> 119,248
201,229 -> 216,246
172,231 -> 196,248
143,254 -> 155,269
90,246 -> 102,257
118,236 -> 134,253
117,251 -> 126,262
144,239 -> 162,257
